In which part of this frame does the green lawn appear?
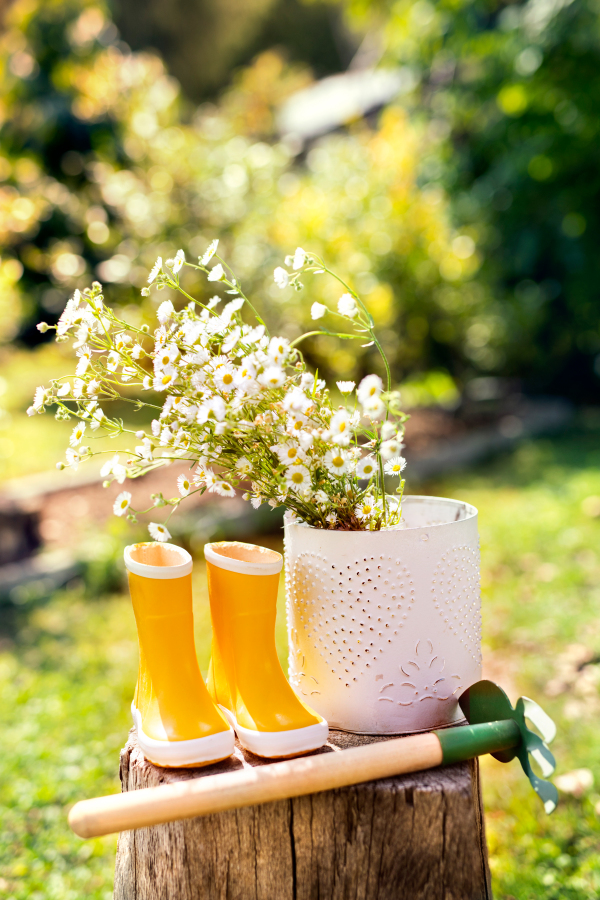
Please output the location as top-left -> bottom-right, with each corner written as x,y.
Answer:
1,424 -> 600,898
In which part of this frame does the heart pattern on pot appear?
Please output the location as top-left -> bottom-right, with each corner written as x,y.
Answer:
286,550 -> 414,688
431,543 -> 481,665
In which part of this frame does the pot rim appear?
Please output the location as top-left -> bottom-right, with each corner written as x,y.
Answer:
284,494 -> 477,533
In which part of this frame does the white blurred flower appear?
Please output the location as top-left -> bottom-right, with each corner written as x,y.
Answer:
65,447 -> 81,470
197,396 -> 226,423
148,522 -> 171,542
272,442 -> 305,466
380,439 -> 404,460
75,345 -> 92,376
362,396 -> 385,420
70,422 -> 86,447
142,375 -> 152,390
251,495 -> 263,509
211,481 -> 236,498
384,456 -> 407,476
235,456 -> 253,475
199,240 -> 219,266
336,381 -> 355,394
555,768 -> 594,797
311,302 -> 327,320
338,293 -> 357,318
268,336 -> 290,364
292,247 -> 306,270
207,263 -> 225,282
273,267 -> 289,289
313,489 -> 329,507
258,366 -> 286,389
324,449 -> 349,476
356,455 -> 377,479
57,382 -> 70,397
381,421 -> 397,440
326,513 -> 337,526
154,343 -> 179,370
357,374 -> 383,404
32,386 -> 46,411
177,474 -> 191,496
172,249 -> 185,274
148,257 -> 162,284
113,491 -> 132,517
101,453 -> 127,483
87,379 -> 100,398
214,367 -> 235,392
157,300 -> 175,324
329,409 -> 353,446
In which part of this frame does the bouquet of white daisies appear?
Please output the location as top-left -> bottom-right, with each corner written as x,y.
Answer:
30,243 -> 408,538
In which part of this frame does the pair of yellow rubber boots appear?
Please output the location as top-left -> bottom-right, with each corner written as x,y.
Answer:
124,539 -> 328,766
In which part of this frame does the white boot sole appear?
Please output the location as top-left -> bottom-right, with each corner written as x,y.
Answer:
218,705 -> 329,759
131,702 -> 235,768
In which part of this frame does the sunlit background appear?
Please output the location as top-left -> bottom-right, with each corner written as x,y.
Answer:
0,0 -> 599,897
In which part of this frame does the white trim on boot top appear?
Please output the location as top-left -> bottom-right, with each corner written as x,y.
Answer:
131,703 -> 235,768
218,705 -> 329,758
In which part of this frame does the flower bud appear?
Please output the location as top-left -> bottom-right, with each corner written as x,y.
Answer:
56,462 -> 65,470
36,322 -> 50,333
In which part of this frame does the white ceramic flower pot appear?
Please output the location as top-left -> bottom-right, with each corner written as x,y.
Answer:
284,495 -> 481,734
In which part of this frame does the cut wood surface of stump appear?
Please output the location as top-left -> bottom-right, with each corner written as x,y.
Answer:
114,729 -> 492,900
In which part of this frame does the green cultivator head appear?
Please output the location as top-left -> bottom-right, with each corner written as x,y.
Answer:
437,680 -> 559,813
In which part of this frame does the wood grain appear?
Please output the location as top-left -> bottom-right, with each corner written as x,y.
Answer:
114,729 -> 492,900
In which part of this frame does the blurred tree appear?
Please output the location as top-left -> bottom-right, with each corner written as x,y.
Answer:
339,0 -> 600,399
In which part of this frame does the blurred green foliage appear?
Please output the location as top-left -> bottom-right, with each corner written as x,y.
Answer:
2,434 -> 600,897
340,0 -> 600,398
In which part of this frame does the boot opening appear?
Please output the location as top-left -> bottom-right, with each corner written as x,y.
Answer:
210,541 -> 281,566
130,542 -> 187,568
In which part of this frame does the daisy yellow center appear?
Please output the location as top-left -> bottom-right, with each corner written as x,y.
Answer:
291,471 -> 304,484
162,375 -> 171,385
332,456 -> 343,468
364,464 -> 373,474
222,373 -> 233,384
120,500 -> 128,509
183,480 -> 189,489
286,448 -> 297,458
363,505 -> 373,514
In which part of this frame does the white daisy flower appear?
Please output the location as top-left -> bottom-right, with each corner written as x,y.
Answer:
329,409 -> 352,446
258,366 -> 286,389
222,326 -> 241,354
357,374 -> 383,404
384,456 -> 407,476
207,263 -> 225,282
75,345 -> 92,376
380,438 -> 404,460
57,382 -> 70,397
381,421 -> 397,440
268,336 -> 290,364
172,249 -> 185,274
356,455 -> 377,479
311,302 -> 327,320
100,453 -> 127,483
271,442 -> 305,466
72,379 -> 85,399
153,365 -> 177,391
355,496 -> 378,521
251,495 -> 263,509
214,367 -> 235,392
197,396 -> 226,423
273,266 -> 289,288
362,395 -> 385,420
211,481 -> 236,498
142,375 -> 152,390
177,474 -> 191,496
32,386 -> 46,411
154,343 -> 179,370
113,491 -> 132,517
70,421 -> 86,447
235,456 -> 253,475
313,489 -> 329,506
120,366 -> 136,382
157,300 -> 175,324
131,343 -> 144,360
148,257 -> 162,284
148,522 -> 171,542
86,379 -> 100,398
135,439 -> 154,461
326,513 -> 337,526
338,293 -> 358,318
292,247 -> 306,270
106,350 -> 120,372
285,466 -> 311,491
199,239 -> 219,266
336,380 -> 355,394
65,447 -> 81,470
324,449 -> 349,476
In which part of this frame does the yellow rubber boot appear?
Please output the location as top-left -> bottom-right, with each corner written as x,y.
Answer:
205,541 -> 328,758
124,541 -> 234,767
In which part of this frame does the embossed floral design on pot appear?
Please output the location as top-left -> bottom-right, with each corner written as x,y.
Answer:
377,640 -> 463,707
285,496 -> 482,734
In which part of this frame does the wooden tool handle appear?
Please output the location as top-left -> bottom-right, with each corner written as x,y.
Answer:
69,733 -> 443,838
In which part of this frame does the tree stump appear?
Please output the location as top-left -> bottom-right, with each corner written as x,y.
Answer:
114,729 -> 492,900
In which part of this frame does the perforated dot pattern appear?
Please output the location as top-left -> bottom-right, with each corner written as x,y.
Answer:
286,549 -> 413,690
431,543 -> 482,664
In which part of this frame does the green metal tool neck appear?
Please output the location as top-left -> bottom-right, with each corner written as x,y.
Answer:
434,719 -> 521,766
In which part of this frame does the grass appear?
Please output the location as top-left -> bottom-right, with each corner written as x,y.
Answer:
1,422 -> 600,898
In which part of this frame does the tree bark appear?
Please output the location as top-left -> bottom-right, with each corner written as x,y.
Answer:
115,729 -> 492,900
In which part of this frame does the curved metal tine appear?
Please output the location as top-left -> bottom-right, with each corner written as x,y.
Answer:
516,745 -> 559,814
522,696 -> 557,744
526,733 -> 556,778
